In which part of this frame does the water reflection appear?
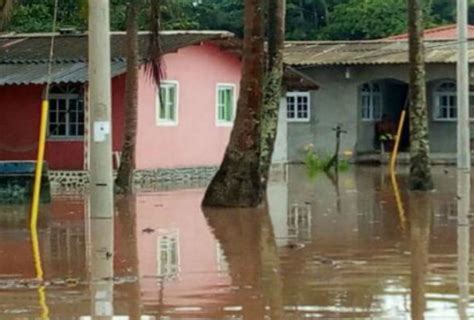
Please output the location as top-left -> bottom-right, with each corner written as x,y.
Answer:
204,206 -> 284,319
409,193 -> 431,320
0,166 -> 473,318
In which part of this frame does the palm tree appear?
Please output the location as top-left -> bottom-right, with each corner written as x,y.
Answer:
407,0 -> 434,190
115,0 -> 162,193
202,0 -> 266,207
260,0 -> 286,196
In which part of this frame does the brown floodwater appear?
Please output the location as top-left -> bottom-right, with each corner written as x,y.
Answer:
0,165 -> 473,319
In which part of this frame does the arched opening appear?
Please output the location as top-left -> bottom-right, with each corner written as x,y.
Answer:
358,79 -> 409,153
48,83 -> 85,139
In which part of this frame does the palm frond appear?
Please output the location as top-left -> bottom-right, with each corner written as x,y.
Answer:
144,0 -> 162,86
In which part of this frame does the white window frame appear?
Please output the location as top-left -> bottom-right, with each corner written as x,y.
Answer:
360,82 -> 383,122
216,83 -> 237,126
433,81 -> 474,122
286,91 -> 311,123
48,85 -> 85,140
156,80 -> 179,126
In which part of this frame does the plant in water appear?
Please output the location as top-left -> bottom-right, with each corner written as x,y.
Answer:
302,143 -> 350,179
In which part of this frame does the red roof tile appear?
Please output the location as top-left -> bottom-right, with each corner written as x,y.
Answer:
387,24 -> 474,40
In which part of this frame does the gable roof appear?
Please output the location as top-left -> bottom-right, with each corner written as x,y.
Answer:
387,24 -> 474,40
0,31 -> 234,85
284,39 -> 474,67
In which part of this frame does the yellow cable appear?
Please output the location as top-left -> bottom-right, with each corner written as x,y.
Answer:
30,100 -> 49,229
389,109 -> 407,173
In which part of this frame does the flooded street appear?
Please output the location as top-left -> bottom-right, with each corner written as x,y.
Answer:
0,165 -> 473,319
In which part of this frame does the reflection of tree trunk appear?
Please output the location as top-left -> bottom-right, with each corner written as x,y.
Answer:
203,206 -> 284,319
202,0 -> 265,207
117,196 -> 141,319
409,194 -> 431,320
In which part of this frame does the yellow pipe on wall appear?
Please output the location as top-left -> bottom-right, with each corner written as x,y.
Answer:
30,99 -> 49,229
390,110 -> 407,173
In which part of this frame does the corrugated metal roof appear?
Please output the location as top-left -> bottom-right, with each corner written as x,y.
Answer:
0,61 -> 126,85
284,40 -> 474,66
0,31 -> 234,85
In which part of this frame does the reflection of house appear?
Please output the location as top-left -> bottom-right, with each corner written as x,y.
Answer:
288,203 -> 312,240
134,190 -> 233,308
284,25 -> 474,163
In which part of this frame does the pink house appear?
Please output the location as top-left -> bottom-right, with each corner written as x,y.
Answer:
0,31 -> 242,184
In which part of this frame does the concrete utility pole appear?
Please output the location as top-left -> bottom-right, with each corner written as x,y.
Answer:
457,0 -> 471,170
89,0 -> 114,218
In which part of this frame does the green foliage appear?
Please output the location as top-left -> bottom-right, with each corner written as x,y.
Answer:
319,0 -> 408,40
303,147 -> 350,179
4,0 -> 474,40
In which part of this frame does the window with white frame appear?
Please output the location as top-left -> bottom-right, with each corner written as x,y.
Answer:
287,92 -> 310,122
433,81 -> 474,121
360,82 -> 382,121
48,84 -> 84,139
157,231 -> 180,280
216,84 -> 235,124
434,81 -> 457,120
157,81 -> 178,125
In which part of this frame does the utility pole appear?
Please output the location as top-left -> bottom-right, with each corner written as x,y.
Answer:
457,0 -> 471,171
89,0 -> 114,219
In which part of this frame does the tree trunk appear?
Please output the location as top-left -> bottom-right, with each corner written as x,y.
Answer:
260,0 -> 286,196
407,0 -> 434,190
116,2 -> 139,193
202,0 -> 265,207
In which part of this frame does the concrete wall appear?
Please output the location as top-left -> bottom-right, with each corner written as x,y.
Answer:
136,43 -> 241,170
272,97 -> 288,163
288,63 -> 472,161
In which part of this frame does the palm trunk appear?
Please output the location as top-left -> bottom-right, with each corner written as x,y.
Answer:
407,0 -> 434,190
260,0 -> 286,195
116,2 -> 139,193
202,0 -> 265,207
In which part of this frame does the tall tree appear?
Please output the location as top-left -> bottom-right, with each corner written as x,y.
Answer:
115,0 -> 162,193
407,0 -> 434,190
260,0 -> 286,195
115,1 -> 140,193
202,0 -> 265,207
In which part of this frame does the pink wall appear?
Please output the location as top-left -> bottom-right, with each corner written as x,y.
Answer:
136,43 -> 241,169
0,77 -> 125,170
135,190 -> 232,306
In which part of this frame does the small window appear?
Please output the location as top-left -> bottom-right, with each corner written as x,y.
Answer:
157,81 -> 178,125
216,84 -> 236,125
287,92 -> 310,122
48,84 -> 85,139
360,82 -> 382,121
433,81 -> 474,121
434,81 -> 457,121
